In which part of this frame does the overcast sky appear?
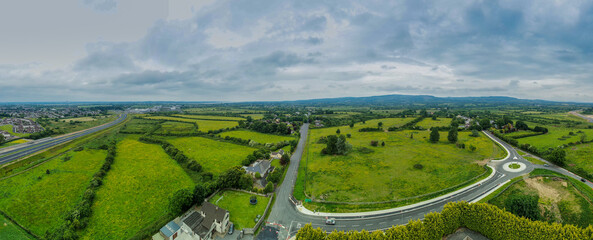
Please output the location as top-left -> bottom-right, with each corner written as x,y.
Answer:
1,0 -> 592,102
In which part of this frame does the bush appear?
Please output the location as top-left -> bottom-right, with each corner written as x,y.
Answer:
168,188 -> 194,216
414,163 -> 424,170
430,128 -> 440,143
504,194 -> 540,221
255,172 -> 261,179
370,140 -> 379,147
264,182 -> 274,193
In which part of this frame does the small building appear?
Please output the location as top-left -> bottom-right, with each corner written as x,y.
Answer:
159,221 -> 180,240
270,149 -> 284,159
179,202 -> 230,240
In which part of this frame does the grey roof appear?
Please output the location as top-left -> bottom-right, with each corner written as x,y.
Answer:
160,221 -> 180,237
183,211 -> 205,234
244,160 -> 271,175
201,202 -> 228,226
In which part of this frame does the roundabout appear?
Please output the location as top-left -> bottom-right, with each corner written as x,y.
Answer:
502,161 -> 527,172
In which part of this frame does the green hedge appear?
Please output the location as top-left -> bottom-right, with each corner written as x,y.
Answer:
296,202 -> 593,240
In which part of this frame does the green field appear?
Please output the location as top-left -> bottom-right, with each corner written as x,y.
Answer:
208,191 -> 269,230
524,156 -> 546,165
517,126 -> 593,149
489,176 -> 593,227
415,118 -> 453,129
60,116 -> 97,122
173,114 -> 245,121
0,149 -> 106,235
219,130 -> 295,144
297,122 -> 504,206
120,118 -> 159,133
0,125 -> 29,137
240,114 -> 265,120
168,137 -> 256,175
0,215 -> 33,239
155,121 -> 196,135
145,116 -> 238,132
0,139 -> 30,149
566,143 -> 593,175
81,137 -> 194,240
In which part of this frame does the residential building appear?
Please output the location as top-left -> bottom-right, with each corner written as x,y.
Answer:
179,202 -> 230,240
159,221 -> 181,240
270,149 -> 284,159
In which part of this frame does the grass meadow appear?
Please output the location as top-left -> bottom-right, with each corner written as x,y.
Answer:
167,137 -> 256,175
0,149 -> 106,235
120,118 -> 160,133
208,191 -> 269,230
155,121 -> 196,135
60,116 -> 98,122
415,118 -> 453,129
81,137 -> 194,240
0,125 -> 29,137
219,130 -> 295,144
297,123 -> 504,207
240,114 -> 265,120
145,116 -> 238,132
44,115 -> 117,135
489,176 -> 593,228
566,143 -> 593,175
517,125 -> 593,150
173,114 -> 245,121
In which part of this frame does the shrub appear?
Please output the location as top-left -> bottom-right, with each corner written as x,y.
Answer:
430,128 -> 440,143
370,140 -> 379,147
264,182 -> 274,193
255,172 -> 261,179
414,163 -> 423,170
168,188 -> 194,216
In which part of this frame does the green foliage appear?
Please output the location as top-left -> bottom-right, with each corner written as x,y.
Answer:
264,182 -> 274,193
217,166 -> 253,190
255,172 -> 261,179
321,134 -> 352,155
296,202 -> 593,240
208,191 -> 269,230
548,148 -> 567,166
219,130 -> 295,144
504,194 -> 540,220
430,128 -> 440,143
168,188 -> 194,216
448,127 -> 458,143
280,153 -> 290,165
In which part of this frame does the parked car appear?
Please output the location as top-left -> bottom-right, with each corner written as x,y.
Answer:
581,178 -> 587,183
228,223 -> 234,235
325,218 -> 336,225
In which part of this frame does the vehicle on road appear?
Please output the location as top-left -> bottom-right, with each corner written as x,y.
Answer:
581,178 -> 587,183
544,164 -> 549,167
325,218 -> 336,225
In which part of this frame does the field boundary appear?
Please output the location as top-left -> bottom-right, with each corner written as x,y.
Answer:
0,209 -> 39,239
243,193 -> 274,235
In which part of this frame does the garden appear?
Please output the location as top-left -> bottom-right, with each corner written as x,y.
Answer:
208,190 -> 270,230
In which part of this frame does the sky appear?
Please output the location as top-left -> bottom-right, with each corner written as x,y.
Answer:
1,0 -> 592,103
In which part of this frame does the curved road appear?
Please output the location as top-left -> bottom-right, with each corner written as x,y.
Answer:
0,114 -> 127,165
266,124 -> 593,239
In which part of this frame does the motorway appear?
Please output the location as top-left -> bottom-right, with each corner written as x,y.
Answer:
570,111 -> 593,123
265,124 -> 593,239
0,114 -> 127,165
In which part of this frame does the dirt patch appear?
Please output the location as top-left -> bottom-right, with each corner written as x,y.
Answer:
525,177 -> 561,202
473,158 -> 490,166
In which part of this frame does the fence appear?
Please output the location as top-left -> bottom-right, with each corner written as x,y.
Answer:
243,193 -> 274,235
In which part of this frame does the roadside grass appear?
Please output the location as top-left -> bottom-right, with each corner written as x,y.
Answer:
488,175 -> 593,227
145,116 -> 238,132
80,137 -> 194,240
297,122 -> 504,206
208,190 -> 269,230
173,114 -> 245,121
0,125 -> 29,138
0,214 -> 33,239
219,130 -> 295,144
0,139 -> 30,149
241,114 -> 264,120
155,121 -> 196,135
120,118 -> 160,133
517,125 -> 593,150
524,156 -> 546,165
350,117 -> 415,130
60,116 -> 97,122
43,115 -> 117,136
516,149 -> 527,155
0,149 -> 106,235
505,130 -> 539,138
167,137 -> 256,175
478,175 -> 525,203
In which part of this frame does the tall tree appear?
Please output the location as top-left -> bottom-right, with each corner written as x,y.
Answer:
430,128 -> 440,143
448,127 -> 458,143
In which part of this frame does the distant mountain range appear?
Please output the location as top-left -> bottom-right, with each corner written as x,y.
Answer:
253,94 -> 589,106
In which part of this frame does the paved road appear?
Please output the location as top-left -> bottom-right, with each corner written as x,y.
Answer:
570,111 -> 593,123
264,124 -> 593,239
0,114 -> 127,165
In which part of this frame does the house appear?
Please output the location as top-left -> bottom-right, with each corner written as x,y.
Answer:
159,221 -> 180,240
243,160 -> 273,178
179,202 -> 230,240
270,149 -> 284,159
